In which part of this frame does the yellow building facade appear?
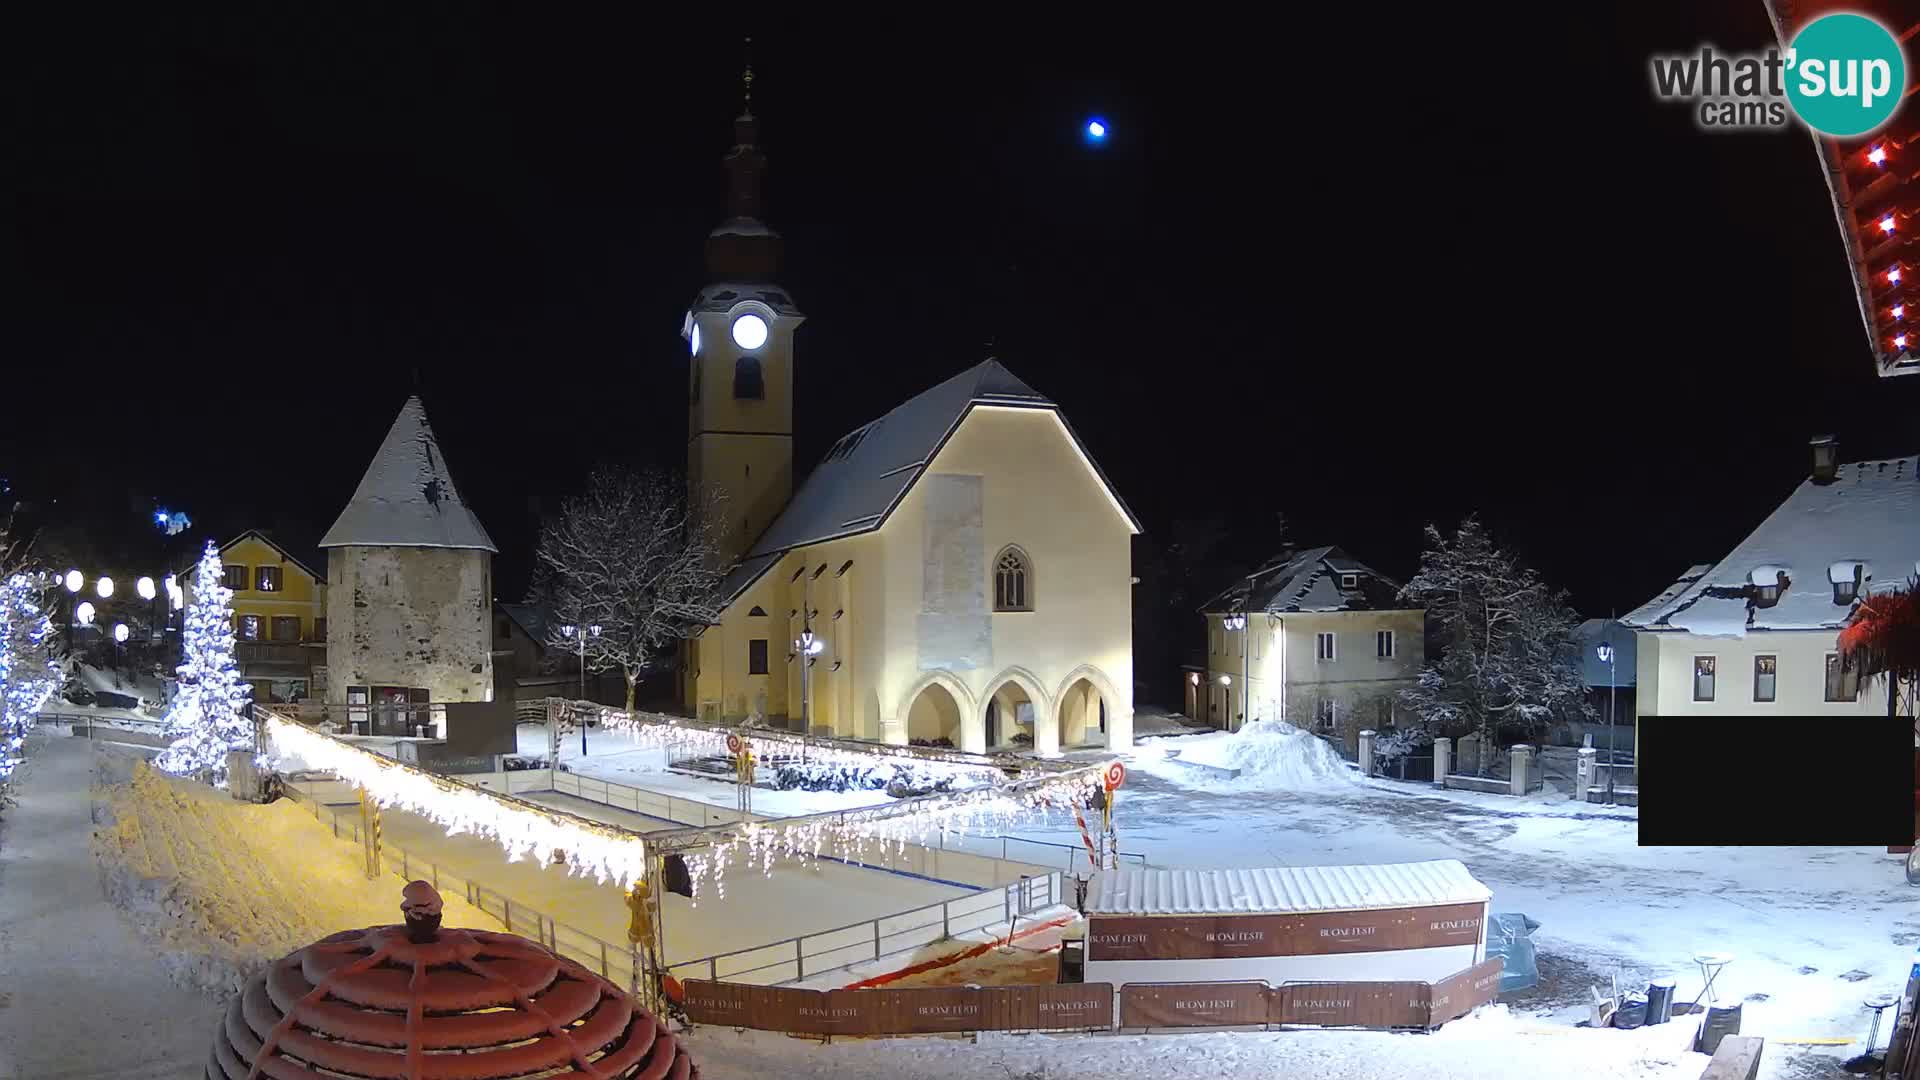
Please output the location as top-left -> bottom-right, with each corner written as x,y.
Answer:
187,530 -> 328,703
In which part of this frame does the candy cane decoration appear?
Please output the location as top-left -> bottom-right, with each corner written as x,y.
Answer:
1072,803 -> 1100,864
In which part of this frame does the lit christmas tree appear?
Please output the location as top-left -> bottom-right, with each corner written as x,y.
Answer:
156,540 -> 253,784
0,572 -> 63,790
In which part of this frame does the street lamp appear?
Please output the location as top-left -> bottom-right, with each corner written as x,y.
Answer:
1596,635 -> 1618,806
96,576 -> 114,599
64,570 -> 83,594
795,629 -> 826,736
559,623 -> 601,756
136,576 -> 156,600
75,601 -> 96,626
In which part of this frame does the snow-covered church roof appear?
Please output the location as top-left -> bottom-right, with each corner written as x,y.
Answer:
1622,455 -> 1920,638
718,359 -> 1139,603
319,396 -> 497,552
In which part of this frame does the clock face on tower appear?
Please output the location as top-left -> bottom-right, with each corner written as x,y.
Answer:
731,313 -> 769,350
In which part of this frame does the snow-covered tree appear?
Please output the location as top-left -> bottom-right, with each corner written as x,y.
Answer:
531,466 -> 728,711
1397,518 -> 1590,772
0,572 -> 63,793
155,540 -> 252,785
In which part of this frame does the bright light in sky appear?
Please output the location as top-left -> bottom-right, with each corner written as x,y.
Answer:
1087,120 -> 1106,139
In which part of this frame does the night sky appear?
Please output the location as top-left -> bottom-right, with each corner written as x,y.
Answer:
6,8 -> 1917,662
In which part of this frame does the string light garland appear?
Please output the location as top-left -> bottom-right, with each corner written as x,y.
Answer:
262,704 -> 1116,906
263,716 -> 652,889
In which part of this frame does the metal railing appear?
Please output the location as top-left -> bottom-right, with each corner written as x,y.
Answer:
933,831 -> 1148,875
551,769 -> 764,829
666,871 -> 1061,986
278,783 -> 643,993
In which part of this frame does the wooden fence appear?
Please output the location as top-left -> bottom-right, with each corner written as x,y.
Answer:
684,957 -> 1503,1038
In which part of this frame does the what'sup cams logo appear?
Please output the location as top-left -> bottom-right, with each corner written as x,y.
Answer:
1650,12 -> 1907,135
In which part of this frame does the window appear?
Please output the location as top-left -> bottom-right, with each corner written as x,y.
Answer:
1316,632 -> 1336,662
1314,698 -> 1338,731
256,566 -> 283,592
1826,653 -> 1861,702
1376,629 -> 1395,659
1834,566 -> 1862,605
994,546 -> 1032,611
1210,622 -> 1220,654
747,606 -> 768,617
733,355 -> 764,399
690,358 -> 701,403
1754,656 -> 1777,703
271,616 -> 300,642
224,564 -> 248,591
1340,573 -> 1358,589
748,639 -> 769,675
1693,656 -> 1716,701
236,614 -> 262,641
314,617 -> 327,642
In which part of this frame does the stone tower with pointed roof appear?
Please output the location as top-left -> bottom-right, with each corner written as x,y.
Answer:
320,396 -> 497,712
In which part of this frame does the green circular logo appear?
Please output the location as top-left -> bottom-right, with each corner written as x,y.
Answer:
1786,13 -> 1906,136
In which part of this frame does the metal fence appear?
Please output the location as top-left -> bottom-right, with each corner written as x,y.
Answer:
933,831 -> 1148,875
666,870 -> 1061,986
278,783 -> 644,993
551,769 -> 761,828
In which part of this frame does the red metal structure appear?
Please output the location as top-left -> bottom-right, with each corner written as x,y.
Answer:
1764,1 -> 1920,376
207,884 -> 695,1079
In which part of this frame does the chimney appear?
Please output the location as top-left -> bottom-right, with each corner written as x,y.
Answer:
1810,435 -> 1840,485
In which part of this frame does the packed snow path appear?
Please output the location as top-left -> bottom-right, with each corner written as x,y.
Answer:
0,732 -> 219,1079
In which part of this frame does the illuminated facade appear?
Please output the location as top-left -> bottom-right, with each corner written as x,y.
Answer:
678,98 -> 1141,754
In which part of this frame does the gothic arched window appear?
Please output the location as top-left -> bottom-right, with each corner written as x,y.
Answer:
994,546 -> 1033,612
733,356 -> 764,400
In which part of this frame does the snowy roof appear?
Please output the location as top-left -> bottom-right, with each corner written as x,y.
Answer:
1577,618 -> 1636,688
497,603 -> 549,643
1088,860 -> 1491,916
210,529 -> 326,583
319,396 -> 498,552
1199,546 -> 1405,615
708,216 -> 778,239
692,282 -> 801,317
718,359 -> 1140,604
1621,455 -> 1920,637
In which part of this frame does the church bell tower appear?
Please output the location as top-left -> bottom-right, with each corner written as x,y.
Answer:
686,55 -> 803,566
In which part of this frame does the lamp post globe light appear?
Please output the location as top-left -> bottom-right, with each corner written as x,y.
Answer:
96,576 -> 114,599
75,601 -> 95,626
64,570 -> 83,593
136,576 -> 156,600
558,623 -> 601,755
1596,635 -> 1617,806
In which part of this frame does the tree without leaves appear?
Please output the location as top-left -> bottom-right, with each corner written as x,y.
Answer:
531,466 -> 728,712
1396,518 -> 1590,772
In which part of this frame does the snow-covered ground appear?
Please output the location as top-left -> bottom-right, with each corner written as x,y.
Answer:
683,1005 -> 1713,1080
1019,723 -> 1903,1079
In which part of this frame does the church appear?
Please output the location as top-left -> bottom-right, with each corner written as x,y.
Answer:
678,90 -> 1139,756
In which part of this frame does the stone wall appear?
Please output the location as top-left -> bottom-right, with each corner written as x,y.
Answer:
325,546 -> 492,703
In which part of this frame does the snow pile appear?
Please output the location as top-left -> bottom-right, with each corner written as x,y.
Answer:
90,758 -> 502,1001
1142,720 -> 1356,792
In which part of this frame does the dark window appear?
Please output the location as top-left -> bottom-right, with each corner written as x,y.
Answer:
691,359 -> 701,403
1754,656 -> 1777,702
994,547 -> 1032,611
734,356 -> 764,399
1375,629 -> 1395,659
747,606 -> 768,617
1693,656 -> 1716,701
256,566 -> 283,592
224,564 -> 248,591
748,639 -> 769,675
1341,573 -> 1358,588
1316,632 -> 1336,661
236,614 -> 262,641
1826,653 -> 1861,702
1834,566 -> 1862,605
314,618 -> 327,642
271,616 -> 300,642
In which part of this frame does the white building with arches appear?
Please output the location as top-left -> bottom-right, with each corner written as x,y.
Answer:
673,98 -> 1139,754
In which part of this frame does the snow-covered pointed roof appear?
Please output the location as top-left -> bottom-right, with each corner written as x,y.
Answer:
1621,455 -> 1920,637
717,359 -> 1139,604
1198,545 -> 1404,615
319,396 -> 497,552
1088,860 -> 1491,916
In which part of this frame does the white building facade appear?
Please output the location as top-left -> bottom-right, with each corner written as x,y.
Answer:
1623,443 -> 1917,721
1197,546 -> 1425,753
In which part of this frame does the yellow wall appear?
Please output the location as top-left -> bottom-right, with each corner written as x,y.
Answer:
1635,629 -> 1888,717
688,301 -> 802,566
196,534 -> 327,641
693,404 -> 1136,754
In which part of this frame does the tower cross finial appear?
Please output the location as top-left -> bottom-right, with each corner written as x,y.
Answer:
741,36 -> 755,117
